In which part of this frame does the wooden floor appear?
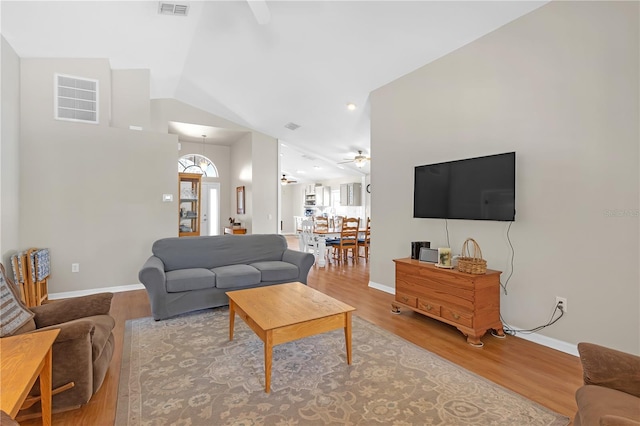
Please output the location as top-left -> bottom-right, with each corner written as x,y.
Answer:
21,236 -> 582,425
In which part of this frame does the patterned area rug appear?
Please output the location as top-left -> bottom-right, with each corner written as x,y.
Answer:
116,308 -> 569,425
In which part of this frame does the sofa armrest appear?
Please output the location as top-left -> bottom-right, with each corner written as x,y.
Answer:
31,293 -> 113,328
282,249 -> 315,284
139,256 -> 167,292
578,342 -> 640,398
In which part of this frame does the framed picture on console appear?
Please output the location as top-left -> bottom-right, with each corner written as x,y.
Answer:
236,186 -> 245,214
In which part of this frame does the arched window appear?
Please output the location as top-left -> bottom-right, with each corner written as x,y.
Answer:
178,154 -> 219,177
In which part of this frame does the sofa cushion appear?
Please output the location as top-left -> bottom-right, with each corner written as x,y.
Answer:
575,385 -> 640,426
212,265 -> 261,289
166,269 -> 216,293
250,261 -> 299,282
152,234 -> 288,271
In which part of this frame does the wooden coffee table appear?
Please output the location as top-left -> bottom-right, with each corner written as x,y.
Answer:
227,282 -> 356,393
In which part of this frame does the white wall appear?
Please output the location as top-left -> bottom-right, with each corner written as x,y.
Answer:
370,1 -> 639,354
19,58 -> 177,293
231,134 -> 253,232
1,36 -> 21,266
280,184 -> 296,234
111,69 -> 151,130
251,132 -> 279,234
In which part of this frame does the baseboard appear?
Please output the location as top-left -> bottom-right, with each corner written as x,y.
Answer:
368,281 -> 577,357
510,328 -> 578,356
368,280 -> 394,294
48,283 -> 145,300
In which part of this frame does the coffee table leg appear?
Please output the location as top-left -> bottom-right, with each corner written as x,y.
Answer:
264,331 -> 273,393
229,300 -> 235,341
344,311 -> 352,365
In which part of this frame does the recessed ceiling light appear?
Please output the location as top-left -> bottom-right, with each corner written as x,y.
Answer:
296,170 -> 306,174
313,166 -> 322,169
346,103 -> 357,111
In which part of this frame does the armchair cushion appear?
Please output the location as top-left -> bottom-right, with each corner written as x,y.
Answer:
575,385 -> 640,426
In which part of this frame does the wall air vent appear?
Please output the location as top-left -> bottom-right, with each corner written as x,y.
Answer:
158,2 -> 189,16
55,74 -> 98,124
284,122 -> 301,131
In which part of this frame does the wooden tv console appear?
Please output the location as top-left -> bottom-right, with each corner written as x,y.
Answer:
392,258 -> 504,346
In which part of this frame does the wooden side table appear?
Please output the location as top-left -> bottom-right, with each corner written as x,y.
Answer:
1,329 -> 59,425
224,227 -> 247,235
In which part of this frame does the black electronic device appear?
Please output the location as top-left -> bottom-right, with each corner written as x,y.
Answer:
411,241 -> 431,259
413,152 -> 515,221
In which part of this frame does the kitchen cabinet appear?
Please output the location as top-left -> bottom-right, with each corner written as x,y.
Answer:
178,172 -> 201,237
315,186 -> 331,206
340,183 -> 362,206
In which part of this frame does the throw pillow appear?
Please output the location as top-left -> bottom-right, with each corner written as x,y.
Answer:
0,265 -> 34,337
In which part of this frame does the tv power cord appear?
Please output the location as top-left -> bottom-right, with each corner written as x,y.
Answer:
501,301 -> 565,336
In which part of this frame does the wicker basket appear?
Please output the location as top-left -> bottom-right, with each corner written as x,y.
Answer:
457,238 -> 487,274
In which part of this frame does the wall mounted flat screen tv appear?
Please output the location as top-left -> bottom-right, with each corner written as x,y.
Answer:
413,152 -> 515,221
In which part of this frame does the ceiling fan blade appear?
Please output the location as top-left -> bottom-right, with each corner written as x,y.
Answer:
338,160 -> 354,164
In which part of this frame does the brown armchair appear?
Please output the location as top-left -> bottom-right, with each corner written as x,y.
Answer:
574,342 -> 640,426
1,264 -> 115,417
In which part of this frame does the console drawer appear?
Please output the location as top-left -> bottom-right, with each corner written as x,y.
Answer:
417,299 -> 441,316
441,307 -> 473,328
395,292 -> 417,308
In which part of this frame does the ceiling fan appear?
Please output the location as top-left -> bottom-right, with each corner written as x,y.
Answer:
338,150 -> 371,168
281,174 -> 298,185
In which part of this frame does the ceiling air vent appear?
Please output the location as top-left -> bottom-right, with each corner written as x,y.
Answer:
284,122 -> 301,131
55,74 -> 98,124
158,2 -> 189,16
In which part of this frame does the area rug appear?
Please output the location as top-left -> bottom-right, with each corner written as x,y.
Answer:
116,308 -> 569,426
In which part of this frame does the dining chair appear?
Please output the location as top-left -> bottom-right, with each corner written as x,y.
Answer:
313,216 -> 329,233
327,217 -> 360,264
358,217 -> 371,261
300,220 -> 318,257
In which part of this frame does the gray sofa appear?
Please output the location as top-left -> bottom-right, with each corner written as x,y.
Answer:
139,234 -> 315,320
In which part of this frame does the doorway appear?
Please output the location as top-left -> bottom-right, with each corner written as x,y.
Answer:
201,182 -> 221,236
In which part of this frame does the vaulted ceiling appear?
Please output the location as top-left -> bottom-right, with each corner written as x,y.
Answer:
2,1 -> 546,183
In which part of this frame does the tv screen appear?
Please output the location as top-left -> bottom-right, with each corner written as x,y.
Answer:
413,152 -> 515,221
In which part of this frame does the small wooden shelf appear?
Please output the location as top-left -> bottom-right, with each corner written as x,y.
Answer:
179,173 -> 201,237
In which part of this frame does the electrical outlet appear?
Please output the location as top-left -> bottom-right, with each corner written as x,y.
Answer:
71,263 -> 80,273
555,296 -> 567,313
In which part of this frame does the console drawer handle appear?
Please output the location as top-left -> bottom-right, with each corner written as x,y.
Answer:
452,313 -> 460,320
401,296 -> 409,303
425,304 -> 432,311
